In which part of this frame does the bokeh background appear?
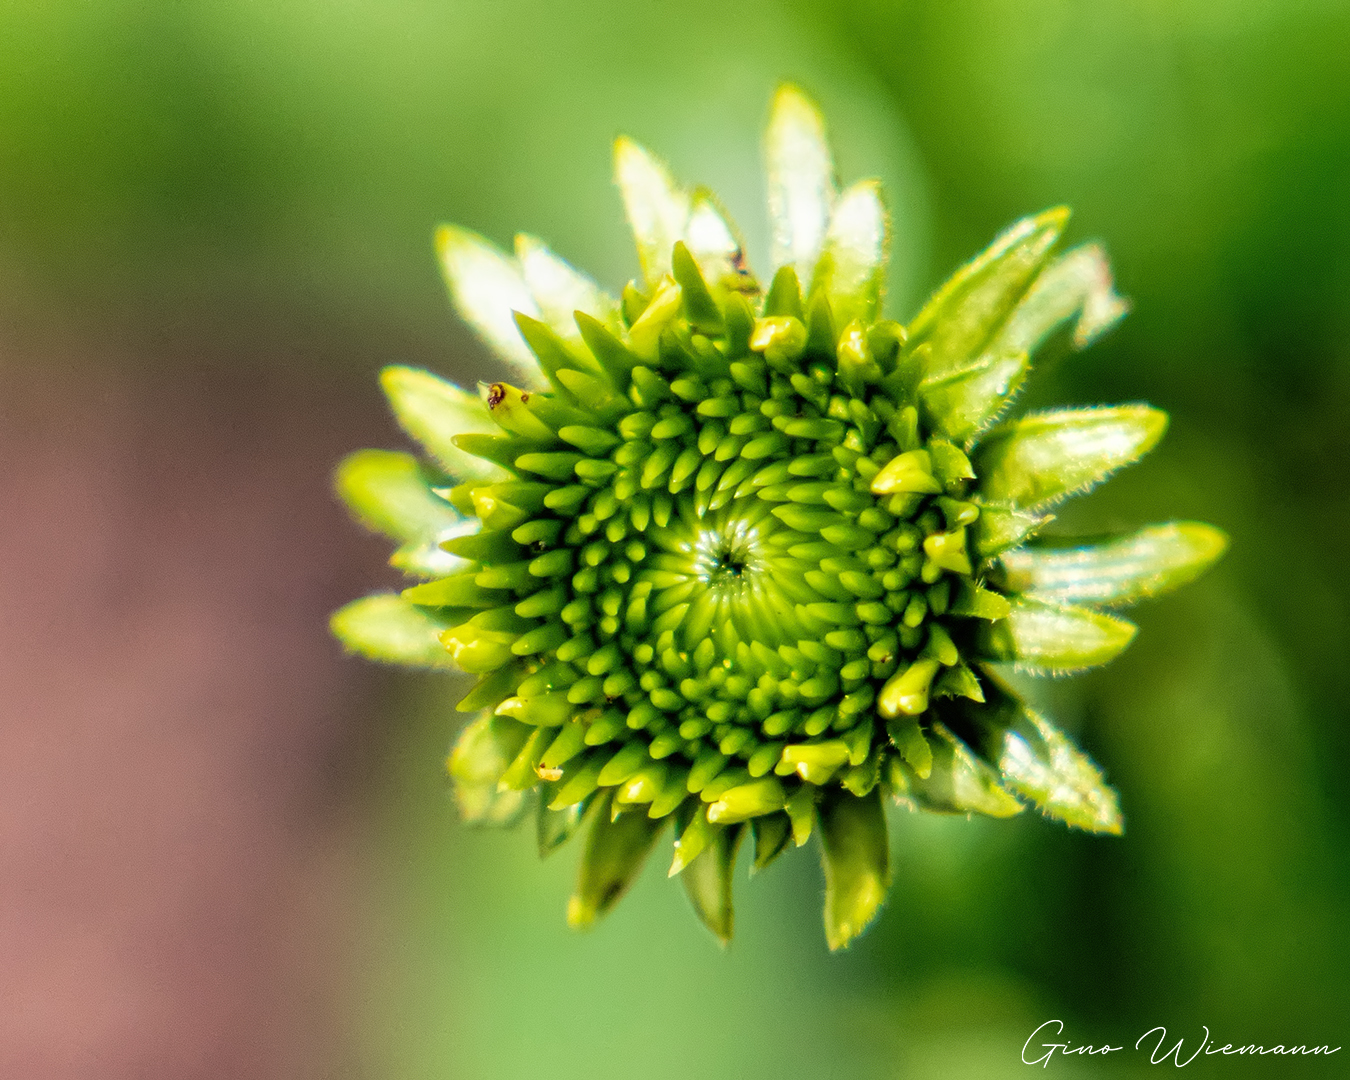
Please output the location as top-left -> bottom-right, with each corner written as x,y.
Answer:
3,1 -> 1349,1077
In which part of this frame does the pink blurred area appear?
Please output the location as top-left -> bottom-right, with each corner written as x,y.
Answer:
0,308 -> 401,1079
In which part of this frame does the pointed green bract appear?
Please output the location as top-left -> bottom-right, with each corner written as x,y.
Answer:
979,596 -> 1137,672
964,682 -> 1122,834
974,406 -> 1168,510
765,84 -> 836,287
997,522 -> 1229,606
813,180 -> 887,330
818,786 -> 890,951
568,795 -> 665,928
331,594 -> 460,668
333,84 -> 1225,949
435,224 -> 542,382
907,209 -> 1069,380
614,136 -> 690,287
681,823 -> 744,946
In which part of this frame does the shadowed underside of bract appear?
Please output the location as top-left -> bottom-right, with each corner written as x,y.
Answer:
332,85 -> 1227,950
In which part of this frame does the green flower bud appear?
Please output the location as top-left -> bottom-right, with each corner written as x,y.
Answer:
333,83 -> 1226,950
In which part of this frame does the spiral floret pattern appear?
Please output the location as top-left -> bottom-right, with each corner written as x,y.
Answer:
332,86 -> 1227,949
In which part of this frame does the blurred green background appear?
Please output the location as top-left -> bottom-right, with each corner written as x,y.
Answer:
3,1 -> 1348,1077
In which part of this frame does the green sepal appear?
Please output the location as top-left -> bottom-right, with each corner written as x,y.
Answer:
447,714 -> 533,825
906,208 -> 1068,381
750,812 -> 792,874
995,522 -> 1228,607
680,822 -> 745,946
379,366 -> 498,480
537,787 -> 596,857
812,180 -> 887,330
892,723 -> 1023,819
972,503 -> 1053,559
954,679 -> 1122,834
817,786 -> 890,951
974,406 -> 1168,510
977,596 -> 1137,673
331,594 -> 459,668
567,792 -> 666,928
919,350 -> 1030,445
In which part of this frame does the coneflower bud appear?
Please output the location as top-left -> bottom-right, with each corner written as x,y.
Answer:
332,85 -> 1226,950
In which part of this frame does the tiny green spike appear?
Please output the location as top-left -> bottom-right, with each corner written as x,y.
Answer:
818,786 -> 890,951
568,793 -> 665,928
333,84 -> 1226,949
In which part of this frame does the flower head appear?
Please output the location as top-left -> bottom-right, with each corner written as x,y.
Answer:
333,85 -> 1226,949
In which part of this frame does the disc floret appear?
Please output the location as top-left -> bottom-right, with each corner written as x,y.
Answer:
332,85 -> 1226,950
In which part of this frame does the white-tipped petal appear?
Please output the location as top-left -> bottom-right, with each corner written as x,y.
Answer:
435,225 -> 542,383
685,190 -> 755,293
765,84 -> 837,285
996,243 -> 1130,356
515,234 -> 622,350
814,179 -> 888,328
614,136 -> 690,287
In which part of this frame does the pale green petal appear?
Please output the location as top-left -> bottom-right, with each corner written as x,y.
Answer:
764,84 -> 836,286
330,594 -> 458,669
614,136 -> 690,287
907,208 -> 1068,380
379,365 -> 500,481
335,449 -> 458,544
813,180 -> 887,329
818,787 -> 890,951
974,406 -> 1168,510
996,243 -> 1129,355
978,596 -> 1137,673
514,234 -> 622,351
568,795 -> 665,928
435,224 -> 542,382
684,189 -> 756,294
998,522 -> 1229,606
